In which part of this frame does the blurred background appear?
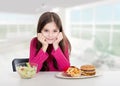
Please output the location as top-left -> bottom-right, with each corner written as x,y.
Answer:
0,0 -> 120,72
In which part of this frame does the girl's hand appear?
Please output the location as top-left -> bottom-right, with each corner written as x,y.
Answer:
37,33 -> 48,52
53,32 -> 63,50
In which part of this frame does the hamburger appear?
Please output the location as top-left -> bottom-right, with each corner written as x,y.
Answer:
80,65 -> 96,76
64,66 -> 81,77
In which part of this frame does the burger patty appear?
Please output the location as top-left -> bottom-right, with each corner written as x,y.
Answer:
81,70 -> 96,76
81,69 -> 95,72
81,72 -> 96,76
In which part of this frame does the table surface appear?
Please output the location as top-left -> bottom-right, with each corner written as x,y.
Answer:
0,71 -> 120,86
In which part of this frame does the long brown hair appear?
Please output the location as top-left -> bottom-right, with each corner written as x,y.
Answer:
36,12 -> 71,71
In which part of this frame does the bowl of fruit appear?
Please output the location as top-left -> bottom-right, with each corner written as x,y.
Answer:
16,62 -> 37,79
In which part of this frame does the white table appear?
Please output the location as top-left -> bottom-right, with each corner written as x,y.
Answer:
0,71 -> 120,86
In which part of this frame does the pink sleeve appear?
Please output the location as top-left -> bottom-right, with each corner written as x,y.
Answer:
51,47 -> 70,71
29,38 -> 48,72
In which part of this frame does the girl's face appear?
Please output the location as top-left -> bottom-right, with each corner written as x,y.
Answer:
41,22 -> 60,44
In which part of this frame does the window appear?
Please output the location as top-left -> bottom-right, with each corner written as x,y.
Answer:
67,1 -> 120,70
114,3 -> 120,21
95,4 -> 113,23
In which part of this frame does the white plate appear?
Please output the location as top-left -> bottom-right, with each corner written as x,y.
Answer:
55,71 -> 102,79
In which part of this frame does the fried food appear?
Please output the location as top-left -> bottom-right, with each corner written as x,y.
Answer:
64,66 -> 81,77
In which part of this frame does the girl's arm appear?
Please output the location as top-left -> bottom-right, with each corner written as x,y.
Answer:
52,47 -> 70,71
29,38 -> 48,72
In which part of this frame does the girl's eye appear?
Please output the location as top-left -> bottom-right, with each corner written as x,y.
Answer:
44,29 -> 48,32
54,30 -> 58,32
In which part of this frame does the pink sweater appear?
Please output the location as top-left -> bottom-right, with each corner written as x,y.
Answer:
29,37 -> 70,72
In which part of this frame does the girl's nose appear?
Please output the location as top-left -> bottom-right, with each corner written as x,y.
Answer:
49,32 -> 53,37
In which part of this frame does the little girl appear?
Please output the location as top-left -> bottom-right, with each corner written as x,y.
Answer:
29,12 -> 71,72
